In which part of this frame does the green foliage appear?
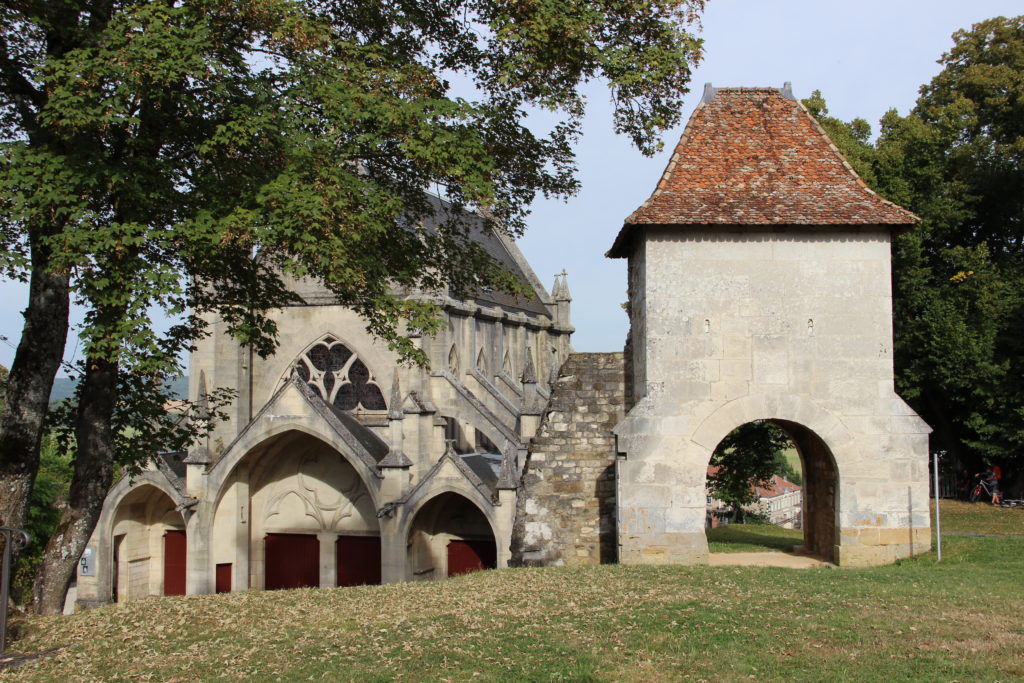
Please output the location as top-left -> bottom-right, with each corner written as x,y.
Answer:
1,0 -> 707,367
803,18 -> 1024,470
708,421 -> 792,521
0,0 -> 707,607
802,89 -> 878,187
774,449 -> 802,486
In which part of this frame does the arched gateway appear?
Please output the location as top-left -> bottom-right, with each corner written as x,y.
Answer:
607,84 -> 932,566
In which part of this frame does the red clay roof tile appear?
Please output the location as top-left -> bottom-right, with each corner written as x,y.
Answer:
607,86 -> 917,257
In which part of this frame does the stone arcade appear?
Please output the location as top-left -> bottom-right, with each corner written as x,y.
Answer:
76,85 -> 931,606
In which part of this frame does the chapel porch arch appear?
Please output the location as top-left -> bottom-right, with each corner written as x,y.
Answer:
403,491 -> 499,581
207,429 -> 382,592
79,470 -> 190,607
105,482 -> 186,602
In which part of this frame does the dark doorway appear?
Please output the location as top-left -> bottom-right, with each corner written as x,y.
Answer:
215,563 -> 232,594
112,533 -> 125,602
335,536 -> 381,587
163,530 -> 187,596
447,539 -> 496,577
265,533 -> 319,590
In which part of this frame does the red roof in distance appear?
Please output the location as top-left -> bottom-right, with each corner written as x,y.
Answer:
607,84 -> 917,257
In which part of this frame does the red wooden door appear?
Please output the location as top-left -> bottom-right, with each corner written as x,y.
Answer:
264,534 -> 319,590
163,530 -> 187,596
446,539 -> 496,577
215,563 -> 232,594
336,536 -> 381,587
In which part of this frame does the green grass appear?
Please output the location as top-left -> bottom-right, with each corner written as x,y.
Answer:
782,446 -> 802,478
935,498 -> 1024,536
707,523 -> 803,552
4,502 -> 1023,681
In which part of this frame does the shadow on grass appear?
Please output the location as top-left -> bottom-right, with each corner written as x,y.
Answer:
706,524 -> 803,553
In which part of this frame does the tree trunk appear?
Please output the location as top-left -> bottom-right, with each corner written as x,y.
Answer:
31,355 -> 117,616
0,245 -> 70,531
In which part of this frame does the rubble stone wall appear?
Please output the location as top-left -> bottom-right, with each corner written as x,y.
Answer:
511,352 -> 626,566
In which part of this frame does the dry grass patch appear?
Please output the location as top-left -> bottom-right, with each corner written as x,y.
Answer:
4,511 -> 1023,681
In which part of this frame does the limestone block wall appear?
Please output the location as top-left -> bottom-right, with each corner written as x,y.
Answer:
616,228 -> 932,566
512,353 -> 626,566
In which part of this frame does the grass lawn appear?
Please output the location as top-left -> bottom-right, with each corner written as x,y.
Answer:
706,523 -> 803,553
935,498 -> 1024,536
4,501 -> 1022,681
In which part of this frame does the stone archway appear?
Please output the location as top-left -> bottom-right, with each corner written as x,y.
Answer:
405,492 -> 497,581
775,420 -> 838,562
108,484 -> 186,602
210,429 -> 381,591
705,419 -> 838,562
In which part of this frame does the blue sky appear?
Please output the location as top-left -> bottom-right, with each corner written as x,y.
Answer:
1,1 -> 1020,371
518,0 -> 1024,352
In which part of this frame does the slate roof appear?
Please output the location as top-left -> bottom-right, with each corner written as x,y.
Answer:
459,452 -> 502,492
323,399 -> 390,463
608,86 -> 917,257
422,195 -> 552,316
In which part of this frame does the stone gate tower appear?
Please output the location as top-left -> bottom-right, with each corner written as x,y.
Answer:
607,84 -> 932,566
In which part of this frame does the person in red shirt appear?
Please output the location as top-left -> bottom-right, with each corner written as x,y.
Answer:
977,463 -> 1003,506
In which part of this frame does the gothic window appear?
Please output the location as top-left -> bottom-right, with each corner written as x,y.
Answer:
448,344 -> 459,375
292,336 -> 386,411
476,347 -> 487,375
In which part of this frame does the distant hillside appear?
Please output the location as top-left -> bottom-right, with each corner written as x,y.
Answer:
50,376 -> 188,403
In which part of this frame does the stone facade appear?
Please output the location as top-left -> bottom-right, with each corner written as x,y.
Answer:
76,208 -> 574,606
76,84 -> 933,607
512,353 -> 625,567
608,86 -> 931,567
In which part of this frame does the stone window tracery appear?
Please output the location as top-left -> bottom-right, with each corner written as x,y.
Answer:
294,336 -> 387,411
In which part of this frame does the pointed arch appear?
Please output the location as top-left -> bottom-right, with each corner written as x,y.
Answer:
448,343 -> 460,375
92,471 -> 189,603
405,491 -> 498,580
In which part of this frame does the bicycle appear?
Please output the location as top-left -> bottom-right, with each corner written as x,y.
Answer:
968,476 -> 999,503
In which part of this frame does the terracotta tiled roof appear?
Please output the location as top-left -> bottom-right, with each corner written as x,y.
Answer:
607,85 -> 917,257
752,474 -> 801,500
706,466 -> 801,500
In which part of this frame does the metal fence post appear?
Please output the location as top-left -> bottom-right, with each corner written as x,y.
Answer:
932,451 -> 942,562
1,526 -> 30,655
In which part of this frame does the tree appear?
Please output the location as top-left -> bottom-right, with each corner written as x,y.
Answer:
802,16 -> 1024,474
882,16 -> 1024,471
0,0 -> 707,613
707,421 -> 792,523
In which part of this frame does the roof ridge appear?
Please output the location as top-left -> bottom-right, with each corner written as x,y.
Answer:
608,85 -> 918,258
